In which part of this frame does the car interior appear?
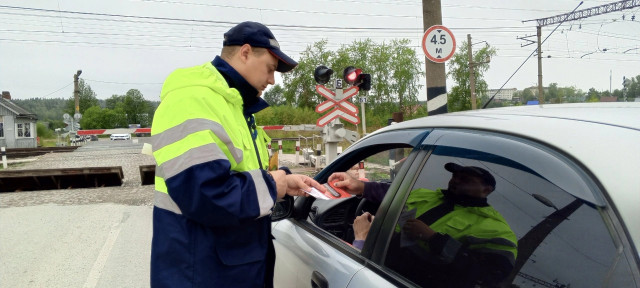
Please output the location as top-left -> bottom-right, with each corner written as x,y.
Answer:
304,145 -> 414,245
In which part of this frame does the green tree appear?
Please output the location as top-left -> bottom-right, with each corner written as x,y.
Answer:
622,75 -> 640,101
122,89 -> 150,126
586,88 -> 600,102
521,88 -> 536,104
281,38 -> 423,118
36,122 -> 53,138
612,89 -> 623,99
104,107 -> 129,128
80,106 -> 104,129
282,40 -> 334,109
548,83 -> 560,103
263,84 -> 285,106
105,95 -> 125,109
563,86 -> 581,103
13,98 -> 68,123
447,40 -> 497,112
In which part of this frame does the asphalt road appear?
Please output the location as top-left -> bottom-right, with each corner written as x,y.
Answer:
1,139 -> 154,288
1,204 -> 152,288
0,138 -> 315,287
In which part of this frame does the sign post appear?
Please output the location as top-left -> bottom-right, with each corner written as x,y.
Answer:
359,93 -> 367,135
315,82 -> 361,165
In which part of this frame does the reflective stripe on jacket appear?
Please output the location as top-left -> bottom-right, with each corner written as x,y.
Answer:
150,62 -> 277,287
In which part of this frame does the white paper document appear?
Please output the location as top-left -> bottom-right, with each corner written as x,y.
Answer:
304,187 -> 330,200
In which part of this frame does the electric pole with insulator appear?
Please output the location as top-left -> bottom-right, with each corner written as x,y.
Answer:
73,70 -> 82,114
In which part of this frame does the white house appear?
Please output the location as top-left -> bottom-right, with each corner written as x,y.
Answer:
0,91 -> 38,148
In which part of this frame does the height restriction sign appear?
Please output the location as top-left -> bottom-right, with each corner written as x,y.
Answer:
421,25 -> 456,63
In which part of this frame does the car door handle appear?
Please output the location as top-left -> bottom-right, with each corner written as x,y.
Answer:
311,270 -> 328,288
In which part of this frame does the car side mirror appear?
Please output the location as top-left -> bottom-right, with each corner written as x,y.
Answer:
271,195 -> 294,221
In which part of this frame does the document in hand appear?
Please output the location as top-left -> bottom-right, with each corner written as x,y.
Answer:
305,181 -> 354,200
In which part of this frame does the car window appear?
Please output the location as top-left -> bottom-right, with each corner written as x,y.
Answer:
381,129 -> 635,288
357,147 -> 414,183
309,146 -> 414,245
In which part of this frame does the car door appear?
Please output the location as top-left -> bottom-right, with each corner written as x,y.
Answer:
365,128 -> 639,287
272,128 -> 430,288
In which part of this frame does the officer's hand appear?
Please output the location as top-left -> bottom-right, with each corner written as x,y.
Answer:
327,172 -> 365,196
283,174 -> 326,199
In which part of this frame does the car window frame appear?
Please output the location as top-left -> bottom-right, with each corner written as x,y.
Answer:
275,129 -> 430,284
365,127 -> 639,286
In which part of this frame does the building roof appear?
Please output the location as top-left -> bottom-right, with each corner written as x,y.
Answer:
0,98 -> 38,120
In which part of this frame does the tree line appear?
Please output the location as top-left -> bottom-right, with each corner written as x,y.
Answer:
13,79 -> 159,130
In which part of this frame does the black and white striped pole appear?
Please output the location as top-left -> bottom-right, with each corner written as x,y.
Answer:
1,146 -> 7,169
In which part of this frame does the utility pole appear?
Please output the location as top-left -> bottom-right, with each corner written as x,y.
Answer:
73,70 -> 82,114
422,0 -> 447,115
467,34 -> 477,110
467,35 -> 491,109
610,70 -> 612,94
536,27 -> 544,104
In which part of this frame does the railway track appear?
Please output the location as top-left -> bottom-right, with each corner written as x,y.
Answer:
4,146 -> 79,159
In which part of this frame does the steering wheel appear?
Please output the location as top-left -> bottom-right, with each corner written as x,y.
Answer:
354,197 -> 380,219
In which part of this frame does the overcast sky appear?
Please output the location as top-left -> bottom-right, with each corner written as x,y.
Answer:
1,0 -> 638,102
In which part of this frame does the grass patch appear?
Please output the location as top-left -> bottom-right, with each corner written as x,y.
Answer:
40,138 -> 58,147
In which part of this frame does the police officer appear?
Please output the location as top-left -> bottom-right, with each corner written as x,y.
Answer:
150,21 -> 326,287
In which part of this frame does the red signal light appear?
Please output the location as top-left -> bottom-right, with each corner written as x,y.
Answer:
343,66 -> 362,85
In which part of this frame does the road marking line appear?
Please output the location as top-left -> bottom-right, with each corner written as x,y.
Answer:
83,217 -> 123,288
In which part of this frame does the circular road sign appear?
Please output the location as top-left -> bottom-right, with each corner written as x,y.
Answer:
422,25 -> 456,63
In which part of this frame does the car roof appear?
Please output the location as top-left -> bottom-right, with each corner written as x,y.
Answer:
367,102 -> 640,245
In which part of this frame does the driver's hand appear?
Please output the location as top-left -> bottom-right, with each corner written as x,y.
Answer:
353,212 -> 374,241
328,172 -> 365,196
403,219 -> 436,241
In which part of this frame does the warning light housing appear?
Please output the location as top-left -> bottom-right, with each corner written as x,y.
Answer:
314,65 -> 334,85
343,66 -> 362,85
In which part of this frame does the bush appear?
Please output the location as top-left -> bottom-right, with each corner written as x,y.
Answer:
36,122 -> 54,138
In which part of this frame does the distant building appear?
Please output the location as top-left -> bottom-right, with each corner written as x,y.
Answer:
600,96 -> 618,102
486,88 -> 517,101
0,91 -> 38,148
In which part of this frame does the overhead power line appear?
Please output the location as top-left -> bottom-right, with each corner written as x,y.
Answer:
0,4 -> 528,32
39,82 -> 73,98
139,0 -> 421,19
524,0 -> 640,26
82,78 -> 163,85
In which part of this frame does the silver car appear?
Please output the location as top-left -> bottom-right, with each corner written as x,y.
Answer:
272,103 -> 640,288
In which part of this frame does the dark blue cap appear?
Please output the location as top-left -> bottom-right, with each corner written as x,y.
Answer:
445,162 -> 496,190
223,21 -> 298,73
